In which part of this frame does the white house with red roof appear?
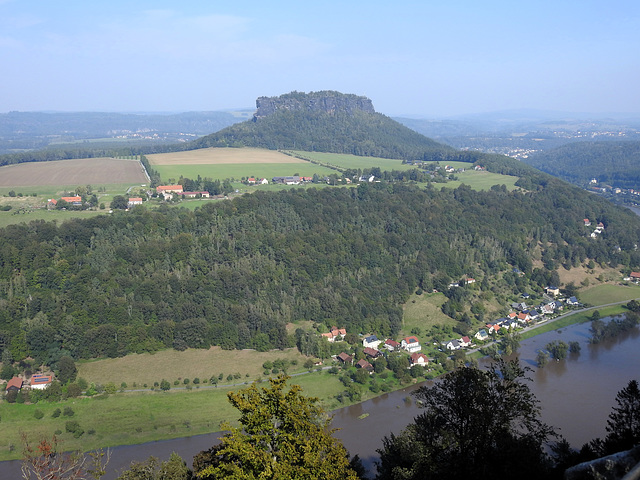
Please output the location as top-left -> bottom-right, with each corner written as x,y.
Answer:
410,353 -> 429,366
401,336 -> 421,353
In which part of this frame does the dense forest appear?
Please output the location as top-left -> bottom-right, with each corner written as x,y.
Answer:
189,109 -> 454,160
524,140 -> 640,189
1,177 -> 640,366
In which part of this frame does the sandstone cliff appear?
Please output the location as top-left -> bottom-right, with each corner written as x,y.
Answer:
253,91 -> 375,120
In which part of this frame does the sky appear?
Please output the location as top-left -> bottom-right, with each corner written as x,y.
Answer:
1,0 -> 639,117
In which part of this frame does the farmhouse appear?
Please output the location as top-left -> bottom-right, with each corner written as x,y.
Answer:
156,185 -> 183,194
182,191 -> 210,198
128,197 -> 143,207
60,196 -> 82,206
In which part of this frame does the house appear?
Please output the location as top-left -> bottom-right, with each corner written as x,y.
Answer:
566,296 -> 580,306
363,347 -> 381,359
584,219 -> 591,226
247,178 -> 256,184
475,329 -> 489,341
336,352 -> 353,365
541,303 -> 555,315
47,199 -> 57,209
6,377 -> 23,392
363,335 -> 382,349
401,336 -> 421,353
630,272 -> 640,282
128,197 -> 143,207
182,191 -> 211,198
355,359 -> 374,372
30,374 -> 52,390
598,222 -> 605,229
486,323 -> 501,333
446,339 -> 461,351
528,309 -> 541,320
322,327 -> 347,343
259,178 -> 269,185
464,278 -> 476,285
156,185 -> 183,195
517,312 -> 531,323
459,336 -> 471,347
545,286 -> 560,297
61,196 -> 82,206
384,339 -> 401,352
409,353 -> 429,366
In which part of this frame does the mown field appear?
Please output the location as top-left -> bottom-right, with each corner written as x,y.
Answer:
0,158 -> 147,188
77,347 -> 310,388
578,282 -> 640,305
0,371 -> 348,461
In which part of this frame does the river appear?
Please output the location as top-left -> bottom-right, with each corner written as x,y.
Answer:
2,319 -> 638,479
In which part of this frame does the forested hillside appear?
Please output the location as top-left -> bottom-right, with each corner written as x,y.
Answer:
1,178 -> 639,366
524,141 -> 640,188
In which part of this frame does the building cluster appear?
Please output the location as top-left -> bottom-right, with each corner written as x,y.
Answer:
4,373 -> 53,393
333,333 -> 428,373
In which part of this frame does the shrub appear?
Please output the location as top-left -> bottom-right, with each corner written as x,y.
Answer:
34,409 -> 44,419
63,406 -> 75,417
193,377 -> 200,384
65,420 -> 80,433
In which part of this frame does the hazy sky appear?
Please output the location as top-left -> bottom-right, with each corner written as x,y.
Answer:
1,0 -> 639,116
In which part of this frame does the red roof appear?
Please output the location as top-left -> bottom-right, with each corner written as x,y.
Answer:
61,196 -> 82,203
403,336 -> 419,344
337,352 -> 352,363
631,272 -> 640,279
30,374 -> 52,386
363,347 -> 380,357
410,353 -> 429,364
356,359 -> 373,370
7,377 -> 23,390
385,339 -> 400,347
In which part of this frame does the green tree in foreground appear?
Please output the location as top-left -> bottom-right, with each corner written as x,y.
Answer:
603,379 -> 640,455
117,452 -> 191,479
376,361 -> 556,480
194,375 -> 359,480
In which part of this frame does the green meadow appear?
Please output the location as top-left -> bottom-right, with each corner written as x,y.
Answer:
153,163 -> 337,182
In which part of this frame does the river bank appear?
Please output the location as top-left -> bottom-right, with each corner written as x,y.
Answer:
2,310 -> 639,479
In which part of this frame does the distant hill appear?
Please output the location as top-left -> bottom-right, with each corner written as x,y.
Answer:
524,141 -> 640,189
188,91 -> 454,161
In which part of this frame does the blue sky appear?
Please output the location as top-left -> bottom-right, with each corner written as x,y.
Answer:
1,0 -> 639,116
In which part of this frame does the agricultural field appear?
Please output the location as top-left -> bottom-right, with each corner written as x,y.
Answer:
77,347 -> 310,388
290,151 -> 412,171
0,157 -> 147,188
148,147 -> 337,181
578,283 -> 640,305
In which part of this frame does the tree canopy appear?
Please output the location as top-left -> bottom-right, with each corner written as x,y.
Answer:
376,361 -> 556,480
193,375 -> 359,480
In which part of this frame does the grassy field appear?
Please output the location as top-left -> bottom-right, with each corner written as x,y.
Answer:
0,158 -> 147,188
443,170 -> 519,191
290,151 -> 412,171
0,368 -> 395,461
147,148 -> 304,166
578,283 -> 640,305
77,347 -> 310,388
401,292 -> 457,337
152,163 -> 336,182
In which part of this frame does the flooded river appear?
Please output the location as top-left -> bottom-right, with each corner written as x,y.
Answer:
2,320 -> 638,479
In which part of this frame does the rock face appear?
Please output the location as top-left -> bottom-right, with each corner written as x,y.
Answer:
254,91 -> 375,120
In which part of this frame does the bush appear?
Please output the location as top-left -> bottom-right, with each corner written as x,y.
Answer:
51,408 -> 62,418
193,377 -> 200,384
34,409 -> 44,419
63,406 -> 75,417
65,420 -> 80,433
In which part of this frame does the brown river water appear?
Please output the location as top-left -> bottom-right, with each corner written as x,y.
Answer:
2,319 -> 638,479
